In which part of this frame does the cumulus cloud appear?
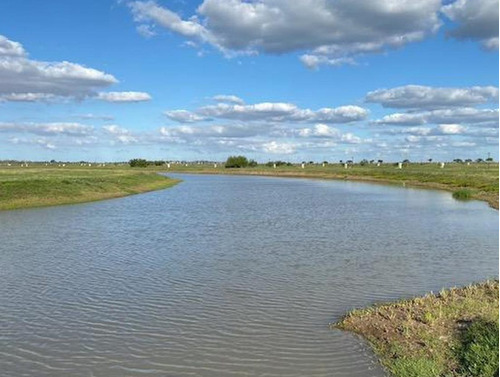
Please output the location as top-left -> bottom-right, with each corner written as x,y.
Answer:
0,93 -> 59,102
159,123 -> 267,139
0,35 -> 117,98
164,110 -> 210,123
9,137 -> 57,150
166,100 -> 368,124
102,125 -> 140,144
366,85 -> 499,109
128,0 -> 442,67
0,122 -> 94,136
435,123 -> 467,135
262,141 -> 296,154
0,35 -> 150,103
374,108 -> 498,126
442,0 -> 499,49
212,94 -> 245,105
96,91 -> 152,102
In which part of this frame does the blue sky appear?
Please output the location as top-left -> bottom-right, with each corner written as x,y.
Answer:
0,0 -> 498,162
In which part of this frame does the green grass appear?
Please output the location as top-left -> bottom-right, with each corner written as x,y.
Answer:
0,165 -> 180,210
452,189 -> 473,201
458,319 -> 499,377
168,162 -> 499,209
335,281 -> 499,377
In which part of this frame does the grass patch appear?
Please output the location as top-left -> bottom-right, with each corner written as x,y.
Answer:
334,281 -> 499,377
0,166 -> 180,210
458,319 -> 499,377
452,189 -> 473,201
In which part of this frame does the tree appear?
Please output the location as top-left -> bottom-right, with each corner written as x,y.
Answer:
486,157 -> 494,162
129,158 -> 149,167
225,155 -> 249,168
248,159 -> 258,167
359,159 -> 369,166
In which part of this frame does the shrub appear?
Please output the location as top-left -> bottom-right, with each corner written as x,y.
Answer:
458,319 -> 499,377
225,155 -> 249,168
452,189 -> 472,200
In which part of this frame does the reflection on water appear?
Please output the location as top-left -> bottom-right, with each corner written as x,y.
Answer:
1,174 -> 498,376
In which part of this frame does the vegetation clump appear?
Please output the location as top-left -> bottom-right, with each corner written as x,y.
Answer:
225,155 -> 250,168
457,319 -> 499,377
452,189 -> 472,201
335,281 -> 499,377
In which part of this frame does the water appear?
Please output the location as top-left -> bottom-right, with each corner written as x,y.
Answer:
1,174 -> 498,377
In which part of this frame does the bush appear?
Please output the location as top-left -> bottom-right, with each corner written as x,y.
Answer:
266,160 -> 292,167
129,158 -> 149,167
458,319 -> 499,377
225,155 -> 249,168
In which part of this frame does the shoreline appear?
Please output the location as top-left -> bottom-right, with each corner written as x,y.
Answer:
167,168 -> 499,210
0,168 -> 180,211
334,280 -> 499,377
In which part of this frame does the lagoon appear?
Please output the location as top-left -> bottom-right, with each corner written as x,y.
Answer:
1,174 -> 498,376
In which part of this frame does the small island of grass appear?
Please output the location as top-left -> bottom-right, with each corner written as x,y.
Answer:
334,281 -> 499,377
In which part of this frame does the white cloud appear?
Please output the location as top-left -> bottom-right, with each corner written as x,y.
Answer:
0,93 -> 58,102
442,0 -> 499,50
0,35 -> 151,103
0,35 -> 26,57
366,85 -> 499,109
0,35 -> 117,97
300,55 -> 356,70
166,101 -> 368,124
102,125 -> 139,144
136,24 -> 157,38
159,123 -> 267,139
128,0 -> 442,67
96,91 -> 152,102
0,122 -> 94,136
436,124 -> 466,135
164,110 -> 210,123
374,108 -> 498,126
262,141 -> 296,154
212,94 -> 245,105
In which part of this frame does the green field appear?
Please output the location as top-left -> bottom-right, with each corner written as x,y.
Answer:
168,162 -> 499,209
336,281 -> 499,377
0,165 -> 180,210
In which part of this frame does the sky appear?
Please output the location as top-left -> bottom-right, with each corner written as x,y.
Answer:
0,0 -> 498,162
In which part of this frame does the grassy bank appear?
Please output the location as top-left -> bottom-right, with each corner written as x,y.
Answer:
335,281 -> 499,377
0,166 -> 180,210
168,163 -> 499,209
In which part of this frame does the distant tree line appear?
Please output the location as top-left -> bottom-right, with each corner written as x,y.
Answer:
129,159 -> 165,167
